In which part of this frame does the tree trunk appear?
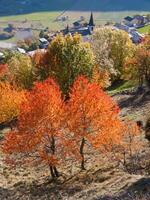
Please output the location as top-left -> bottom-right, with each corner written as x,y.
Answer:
49,165 -> 55,178
53,166 -> 59,177
80,137 -> 86,170
51,135 -> 59,177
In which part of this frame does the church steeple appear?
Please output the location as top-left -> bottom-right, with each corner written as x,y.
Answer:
66,24 -> 69,33
89,12 -> 95,27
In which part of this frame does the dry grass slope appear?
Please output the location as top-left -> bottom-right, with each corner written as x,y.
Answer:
0,89 -> 150,200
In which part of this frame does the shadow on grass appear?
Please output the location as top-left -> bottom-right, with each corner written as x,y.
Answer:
117,89 -> 150,110
96,177 -> 150,200
0,177 -> 83,200
0,174 -> 150,200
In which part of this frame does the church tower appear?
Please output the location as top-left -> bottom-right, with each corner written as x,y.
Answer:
89,12 -> 95,31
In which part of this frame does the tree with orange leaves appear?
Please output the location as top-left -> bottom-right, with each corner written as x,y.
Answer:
141,35 -> 150,50
66,76 -> 123,170
124,48 -> 150,87
2,78 -> 65,178
0,64 -> 8,80
92,67 -> 111,88
2,76 -> 141,178
109,120 -> 141,173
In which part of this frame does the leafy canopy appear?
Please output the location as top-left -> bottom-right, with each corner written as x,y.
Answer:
33,33 -> 94,94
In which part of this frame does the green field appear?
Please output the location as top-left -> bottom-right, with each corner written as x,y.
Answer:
0,11 -> 150,29
0,12 -> 63,30
138,24 -> 150,34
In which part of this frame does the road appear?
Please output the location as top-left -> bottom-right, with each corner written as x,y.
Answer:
0,41 -> 16,49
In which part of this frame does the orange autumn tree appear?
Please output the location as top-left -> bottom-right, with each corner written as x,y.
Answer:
2,78 -> 65,178
66,76 -> 123,170
106,120 -> 141,173
124,48 -> 150,87
92,67 -> 111,88
103,120 -> 140,156
0,82 -> 25,124
0,64 -> 8,81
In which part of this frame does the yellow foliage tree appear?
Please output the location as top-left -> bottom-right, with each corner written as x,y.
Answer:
33,33 -> 94,94
92,28 -> 135,81
92,67 -> 111,88
7,53 -> 34,89
0,82 -> 25,123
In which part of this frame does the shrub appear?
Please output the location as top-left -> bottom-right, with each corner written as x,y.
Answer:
17,38 -> 40,52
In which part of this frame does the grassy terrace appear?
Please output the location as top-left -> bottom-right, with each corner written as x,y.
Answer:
107,80 -> 138,96
138,24 -> 150,34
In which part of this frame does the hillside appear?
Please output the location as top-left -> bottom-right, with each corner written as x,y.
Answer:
0,0 -> 150,16
1,90 -> 150,200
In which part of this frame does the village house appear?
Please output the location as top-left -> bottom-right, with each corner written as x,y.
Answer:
73,16 -> 88,29
122,15 -> 148,28
123,16 -> 134,27
114,14 -> 148,43
39,37 -> 49,49
62,12 -> 95,38
129,31 -> 144,43
114,23 -> 131,32
114,22 -> 144,44
132,15 -> 149,27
